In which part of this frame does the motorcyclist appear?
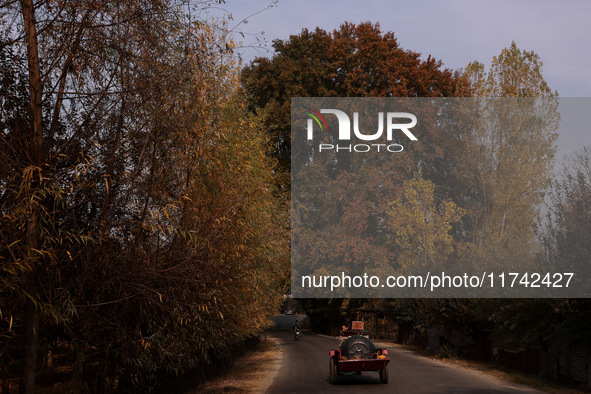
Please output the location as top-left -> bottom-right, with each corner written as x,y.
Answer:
292,320 -> 301,340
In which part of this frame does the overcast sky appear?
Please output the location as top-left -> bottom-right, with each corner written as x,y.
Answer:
214,0 -> 591,161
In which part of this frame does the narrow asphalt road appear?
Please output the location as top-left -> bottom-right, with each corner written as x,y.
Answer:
267,326 -> 543,393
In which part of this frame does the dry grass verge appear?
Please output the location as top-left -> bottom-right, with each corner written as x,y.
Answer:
195,335 -> 282,394
386,343 -> 587,394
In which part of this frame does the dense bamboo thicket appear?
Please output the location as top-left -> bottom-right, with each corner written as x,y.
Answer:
0,1 -> 288,392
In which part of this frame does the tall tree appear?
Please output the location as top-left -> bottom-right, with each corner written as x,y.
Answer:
247,23 -> 469,326
458,42 -> 559,269
378,43 -> 561,348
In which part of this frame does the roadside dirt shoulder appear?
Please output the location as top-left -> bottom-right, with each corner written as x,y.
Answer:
197,334 -> 282,393
373,340 -> 583,394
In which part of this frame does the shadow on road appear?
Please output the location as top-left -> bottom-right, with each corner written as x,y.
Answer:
273,313 -> 310,330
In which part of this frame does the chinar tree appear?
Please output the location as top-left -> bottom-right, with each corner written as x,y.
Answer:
241,21 -> 465,332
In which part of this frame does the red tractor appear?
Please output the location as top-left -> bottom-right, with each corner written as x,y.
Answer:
329,335 -> 390,384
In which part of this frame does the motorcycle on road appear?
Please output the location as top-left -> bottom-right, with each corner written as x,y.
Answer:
293,328 -> 301,341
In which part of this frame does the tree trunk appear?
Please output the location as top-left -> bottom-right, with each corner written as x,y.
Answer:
20,0 -> 45,392
22,260 -> 40,394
